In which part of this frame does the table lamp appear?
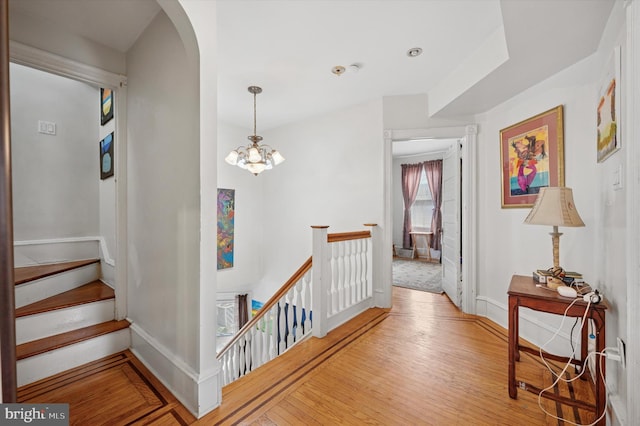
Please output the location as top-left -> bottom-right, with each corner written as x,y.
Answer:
524,187 -> 584,274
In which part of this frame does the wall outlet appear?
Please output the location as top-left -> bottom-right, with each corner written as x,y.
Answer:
617,337 -> 626,369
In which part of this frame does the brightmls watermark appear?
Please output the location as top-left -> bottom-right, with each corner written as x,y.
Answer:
0,404 -> 68,425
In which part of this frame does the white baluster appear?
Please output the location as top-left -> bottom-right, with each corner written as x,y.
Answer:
294,281 -> 304,341
344,240 -> 352,309
303,272 -> 312,334
351,239 -> 359,304
286,287 -> 295,348
250,325 -> 261,371
330,243 -> 339,315
357,238 -> 365,302
278,301 -> 287,354
268,305 -> 278,360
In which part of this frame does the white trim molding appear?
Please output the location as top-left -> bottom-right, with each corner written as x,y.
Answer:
384,125 -> 478,315
10,39 -> 130,322
10,41 -> 125,89
625,1 -> 640,424
129,322 -> 221,418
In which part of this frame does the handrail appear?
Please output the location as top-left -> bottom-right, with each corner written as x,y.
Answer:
327,230 -> 371,243
216,256 -> 312,359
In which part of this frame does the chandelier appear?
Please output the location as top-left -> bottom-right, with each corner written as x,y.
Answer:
224,86 -> 285,175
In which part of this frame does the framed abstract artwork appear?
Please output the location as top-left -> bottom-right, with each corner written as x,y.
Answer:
101,88 -> 114,125
597,46 -> 621,163
99,132 -> 114,180
500,105 -> 565,208
217,188 -> 235,270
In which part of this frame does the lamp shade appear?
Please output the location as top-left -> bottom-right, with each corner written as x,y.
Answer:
524,187 -> 585,227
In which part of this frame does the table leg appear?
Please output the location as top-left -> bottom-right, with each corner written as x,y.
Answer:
579,317 -> 589,379
508,295 -> 518,399
593,312 -> 606,425
411,235 -> 417,259
426,234 -> 432,262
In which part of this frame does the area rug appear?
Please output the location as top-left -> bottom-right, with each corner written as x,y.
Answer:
392,259 -> 443,294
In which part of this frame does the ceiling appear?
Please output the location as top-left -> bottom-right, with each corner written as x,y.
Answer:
9,0 -> 614,133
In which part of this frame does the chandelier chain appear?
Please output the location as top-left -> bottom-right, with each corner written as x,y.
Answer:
253,91 -> 257,138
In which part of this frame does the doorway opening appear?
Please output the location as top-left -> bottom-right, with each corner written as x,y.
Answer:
391,138 -> 455,298
383,125 -> 478,314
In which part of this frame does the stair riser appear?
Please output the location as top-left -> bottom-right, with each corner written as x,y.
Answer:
16,300 -> 115,345
17,329 -> 130,387
15,264 -> 100,308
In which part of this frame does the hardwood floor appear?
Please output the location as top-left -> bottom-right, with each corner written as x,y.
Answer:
18,287 -> 596,425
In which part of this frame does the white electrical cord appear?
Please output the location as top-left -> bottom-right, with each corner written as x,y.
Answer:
535,298 -> 610,425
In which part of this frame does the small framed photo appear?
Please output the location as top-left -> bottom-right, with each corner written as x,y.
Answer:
500,105 -> 565,208
100,132 -> 114,180
597,46 -> 621,163
101,88 -> 114,125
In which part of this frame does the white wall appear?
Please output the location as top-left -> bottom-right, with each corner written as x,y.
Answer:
10,63 -> 99,246
126,8 -> 201,409
474,1 -> 627,416
99,92 -> 117,283
216,122 -> 264,295
392,150 -> 446,249
9,9 -> 126,75
383,94 -> 473,130
251,100 -> 384,302
593,1 -> 627,418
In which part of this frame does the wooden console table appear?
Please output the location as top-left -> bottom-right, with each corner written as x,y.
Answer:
508,275 -> 607,425
409,231 -> 433,261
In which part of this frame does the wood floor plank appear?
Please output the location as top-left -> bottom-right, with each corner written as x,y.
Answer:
15,259 -> 100,285
18,351 -> 195,426
18,286 -> 599,425
16,280 -> 114,317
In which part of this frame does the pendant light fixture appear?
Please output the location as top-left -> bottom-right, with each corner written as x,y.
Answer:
225,86 -> 285,176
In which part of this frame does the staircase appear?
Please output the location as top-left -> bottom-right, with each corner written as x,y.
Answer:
15,259 -> 130,387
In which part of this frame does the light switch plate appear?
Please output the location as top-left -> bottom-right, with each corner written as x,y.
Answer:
613,164 -> 623,190
38,120 -> 56,136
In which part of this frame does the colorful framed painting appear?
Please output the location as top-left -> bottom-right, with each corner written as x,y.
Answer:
217,188 -> 235,269
101,88 -> 114,125
597,46 -> 621,163
500,105 -> 565,208
99,132 -> 114,180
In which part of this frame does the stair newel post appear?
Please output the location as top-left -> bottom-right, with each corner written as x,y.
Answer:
311,226 -> 330,338
0,0 -> 17,402
364,224 -> 378,303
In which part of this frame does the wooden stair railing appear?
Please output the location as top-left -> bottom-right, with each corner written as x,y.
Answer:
216,225 -> 376,387
217,257 -> 313,386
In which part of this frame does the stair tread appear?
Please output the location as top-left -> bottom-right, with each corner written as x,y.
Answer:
17,320 -> 130,360
15,259 -> 100,285
16,281 -> 114,318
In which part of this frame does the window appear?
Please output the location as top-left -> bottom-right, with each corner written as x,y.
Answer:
410,170 -> 433,231
216,298 -> 238,352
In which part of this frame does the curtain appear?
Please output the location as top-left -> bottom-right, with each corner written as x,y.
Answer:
237,293 -> 248,329
424,160 -> 443,251
401,163 -> 424,249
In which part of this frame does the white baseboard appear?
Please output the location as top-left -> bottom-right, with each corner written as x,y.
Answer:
14,236 -> 115,267
475,296 -> 579,358
327,299 -> 373,332
129,322 -> 221,418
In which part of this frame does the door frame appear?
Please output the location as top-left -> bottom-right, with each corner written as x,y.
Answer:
10,41 -> 128,320
383,125 -> 478,314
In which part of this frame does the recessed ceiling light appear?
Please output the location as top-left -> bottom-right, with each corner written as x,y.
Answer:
331,65 -> 346,76
407,47 -> 423,58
